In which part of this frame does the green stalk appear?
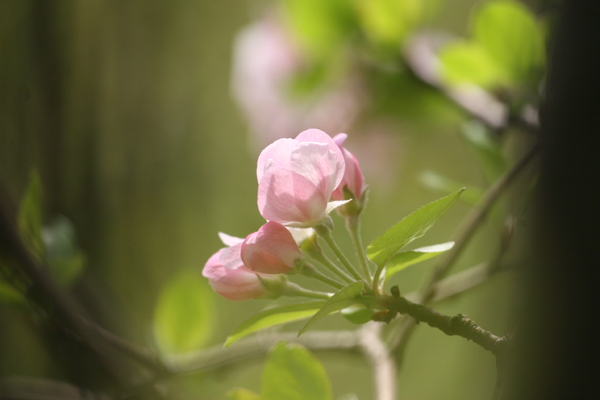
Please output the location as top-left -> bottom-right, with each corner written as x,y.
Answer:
283,282 -> 332,300
300,264 -> 344,290
304,248 -> 354,284
314,224 -> 369,287
346,215 -> 371,280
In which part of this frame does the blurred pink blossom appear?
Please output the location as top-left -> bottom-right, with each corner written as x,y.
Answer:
241,221 -> 303,274
231,16 -> 365,150
257,129 -> 349,227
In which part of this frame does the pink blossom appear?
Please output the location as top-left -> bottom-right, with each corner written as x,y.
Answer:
202,238 -> 267,301
241,221 -> 303,274
256,129 -> 349,226
230,16 -> 365,150
331,133 -> 366,201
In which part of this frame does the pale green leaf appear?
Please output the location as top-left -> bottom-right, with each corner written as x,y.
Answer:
385,241 -> 454,281
299,282 -> 363,336
153,271 -> 215,354
262,342 -> 332,400
0,280 -> 25,305
367,189 -> 464,267
225,301 -> 325,347
227,388 -> 261,400
341,305 -> 372,325
438,41 -> 506,88
282,0 -> 355,59
43,217 -> 86,286
461,120 -> 507,182
473,0 -> 545,84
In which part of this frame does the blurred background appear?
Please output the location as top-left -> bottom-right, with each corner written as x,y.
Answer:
0,0 -> 549,399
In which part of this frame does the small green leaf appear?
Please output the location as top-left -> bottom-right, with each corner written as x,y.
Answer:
367,189 -> 464,267
282,0 -> 355,59
262,342 -> 332,400
18,172 -> 43,258
461,121 -> 507,182
0,280 -> 25,305
385,242 -> 454,281
341,305 -> 372,325
472,0 -> 545,84
43,217 -> 86,286
419,171 -> 484,205
356,0 -> 423,47
227,388 -> 261,400
153,270 -> 215,354
225,301 -> 326,347
299,282 -> 363,336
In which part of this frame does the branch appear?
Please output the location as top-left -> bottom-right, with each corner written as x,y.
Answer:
163,330 -> 361,375
403,33 -> 540,133
420,141 -> 540,305
0,188 -> 165,399
380,288 -> 508,356
359,323 -> 397,400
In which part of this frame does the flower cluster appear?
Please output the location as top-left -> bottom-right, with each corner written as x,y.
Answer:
203,129 -> 366,300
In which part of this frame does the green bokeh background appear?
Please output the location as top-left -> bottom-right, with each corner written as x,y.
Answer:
0,1 -> 539,398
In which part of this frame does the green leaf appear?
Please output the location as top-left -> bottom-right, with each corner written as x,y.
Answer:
461,120 -> 507,182
0,280 -> 25,305
341,305 -> 372,325
385,241 -> 454,281
299,282 -> 363,336
367,189 -> 464,267
282,0 -> 355,59
153,270 -> 215,354
438,41 -> 506,88
225,301 -> 326,347
472,0 -> 545,84
262,342 -> 332,400
227,388 -> 261,400
43,217 -> 86,286
18,172 -> 43,258
356,0 -> 423,47
419,171 -> 484,205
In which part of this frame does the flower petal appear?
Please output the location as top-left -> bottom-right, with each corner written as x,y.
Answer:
256,138 -> 296,182
296,129 -> 345,187
258,167 -> 327,225
220,242 -> 245,269
218,232 -> 245,246
290,142 -> 339,196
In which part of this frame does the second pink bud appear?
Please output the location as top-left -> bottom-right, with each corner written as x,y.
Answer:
242,221 -> 303,274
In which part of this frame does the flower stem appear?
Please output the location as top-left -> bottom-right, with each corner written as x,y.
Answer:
283,281 -> 333,300
314,224 -> 369,287
304,247 -> 354,284
346,215 -> 371,280
300,264 -> 345,290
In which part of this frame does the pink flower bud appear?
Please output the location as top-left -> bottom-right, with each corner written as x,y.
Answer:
241,221 -> 303,274
331,133 -> 365,202
202,248 -> 268,301
257,129 -> 350,226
